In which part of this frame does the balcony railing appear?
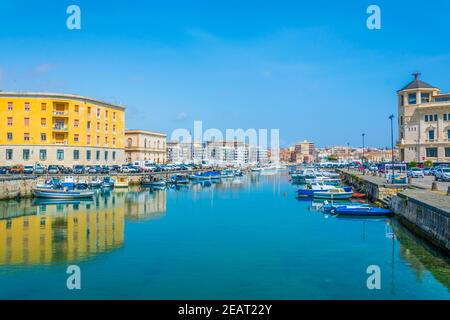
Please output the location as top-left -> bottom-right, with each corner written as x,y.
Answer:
52,126 -> 68,132
53,140 -> 68,145
52,111 -> 69,117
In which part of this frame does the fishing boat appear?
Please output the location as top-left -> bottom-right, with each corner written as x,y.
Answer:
206,171 -> 221,180
36,177 -> 62,189
334,206 -> 393,217
170,175 -> 190,184
115,176 -> 129,188
32,187 -> 95,199
89,177 -> 102,188
76,179 -> 89,190
101,177 -> 115,188
251,167 -> 263,172
141,176 -> 167,187
313,188 -> 353,200
322,202 -> 370,213
61,176 -> 76,189
189,172 -> 211,181
297,183 -> 352,197
220,169 -> 235,178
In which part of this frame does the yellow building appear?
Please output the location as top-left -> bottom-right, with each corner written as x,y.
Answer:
0,92 -> 126,166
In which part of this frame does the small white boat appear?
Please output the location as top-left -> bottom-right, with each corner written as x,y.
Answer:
251,167 -> 263,172
313,188 -> 353,200
61,176 -> 76,189
89,178 -> 102,188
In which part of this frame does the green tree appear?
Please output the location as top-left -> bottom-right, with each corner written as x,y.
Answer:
328,154 -> 338,161
408,161 -> 418,168
424,160 -> 433,168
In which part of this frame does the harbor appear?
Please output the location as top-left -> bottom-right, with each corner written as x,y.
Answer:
0,169 -> 448,299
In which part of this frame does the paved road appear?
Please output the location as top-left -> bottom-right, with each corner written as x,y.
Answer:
411,176 -> 450,192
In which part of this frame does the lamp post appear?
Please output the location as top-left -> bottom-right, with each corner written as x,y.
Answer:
362,133 -> 366,174
347,142 -> 350,169
389,114 -> 395,184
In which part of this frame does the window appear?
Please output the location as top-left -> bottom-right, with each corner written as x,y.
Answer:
74,105 -> 79,112
428,130 -> 435,140
408,93 -> 416,104
41,133 -> 46,141
434,114 -> 438,121
74,119 -> 79,127
24,102 -> 30,111
87,135 -> 91,144
112,151 -> 116,161
96,150 -> 100,161
23,149 -> 30,161
97,108 -> 101,118
39,149 -> 47,161
41,103 -> 47,111
73,150 -> 79,160
7,102 -> 13,111
57,150 -> 64,161
445,114 -> 448,121
105,123 -> 108,131
7,117 -> 13,126
87,106 -> 91,114
426,148 -> 438,158
74,134 -> 79,142
446,148 -> 450,158
105,110 -> 109,118
86,150 -> 91,161
6,149 -> 13,160
425,115 -> 429,122
113,112 -> 116,120
104,151 -> 108,161
41,118 -> 47,126
96,136 -> 100,145
87,121 -> 91,130
97,122 -> 100,131
421,92 -> 430,103
105,136 -> 108,145
113,124 -> 116,132
113,137 -> 116,145
24,117 -> 30,126
6,132 -> 12,141
24,133 -> 30,141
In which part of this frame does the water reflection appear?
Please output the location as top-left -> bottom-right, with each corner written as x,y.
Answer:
0,188 -> 168,265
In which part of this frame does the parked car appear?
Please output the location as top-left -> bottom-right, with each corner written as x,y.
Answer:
10,165 -> 24,174
88,166 -> 101,174
100,166 -> 110,174
34,164 -> 46,174
422,167 -> 433,175
59,166 -> 73,174
407,167 -> 424,178
110,165 -> 121,173
73,165 -> 85,174
23,165 -> 34,174
0,166 -> 10,174
434,167 -> 450,181
47,165 -> 60,174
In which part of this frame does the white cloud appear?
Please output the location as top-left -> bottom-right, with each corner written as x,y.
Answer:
176,111 -> 188,121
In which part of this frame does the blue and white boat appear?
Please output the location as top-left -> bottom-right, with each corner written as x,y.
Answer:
170,175 -> 190,184
101,177 -> 115,188
89,177 -> 102,188
298,183 -> 352,197
61,176 -> 76,189
32,188 -> 95,199
220,169 -> 235,178
189,172 -> 211,181
334,206 -> 393,217
36,177 -> 62,189
76,179 -> 89,190
313,188 -> 353,200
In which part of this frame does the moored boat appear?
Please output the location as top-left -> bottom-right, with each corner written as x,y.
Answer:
170,175 -> 190,184
334,206 -> 393,217
313,188 -> 353,200
61,176 -> 76,189
101,177 -> 115,188
32,188 -> 95,199
115,176 -> 129,188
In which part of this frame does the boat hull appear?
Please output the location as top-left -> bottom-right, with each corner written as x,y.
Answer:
334,207 -> 392,217
313,192 -> 353,200
32,188 -> 95,199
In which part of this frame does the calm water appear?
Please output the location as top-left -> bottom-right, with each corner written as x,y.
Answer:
0,172 -> 449,299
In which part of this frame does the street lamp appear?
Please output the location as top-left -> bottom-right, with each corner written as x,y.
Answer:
389,114 -> 395,184
362,133 -> 366,174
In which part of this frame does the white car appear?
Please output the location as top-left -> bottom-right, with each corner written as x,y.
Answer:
407,167 -> 424,178
434,167 -> 450,181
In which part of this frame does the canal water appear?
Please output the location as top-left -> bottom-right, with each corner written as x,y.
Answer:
0,172 -> 448,299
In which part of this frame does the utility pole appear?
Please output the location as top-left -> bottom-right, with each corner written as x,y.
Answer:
389,114 -> 395,184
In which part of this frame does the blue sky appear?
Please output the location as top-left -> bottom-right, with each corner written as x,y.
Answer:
0,0 -> 449,147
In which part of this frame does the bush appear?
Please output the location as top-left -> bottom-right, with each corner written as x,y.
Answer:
424,160 -> 433,168
408,161 -> 418,168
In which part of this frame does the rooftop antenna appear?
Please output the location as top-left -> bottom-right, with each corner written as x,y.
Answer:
412,71 -> 421,80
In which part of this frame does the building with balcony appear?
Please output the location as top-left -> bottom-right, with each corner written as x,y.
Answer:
0,92 -> 126,166
397,73 -> 450,163
125,129 -> 167,164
